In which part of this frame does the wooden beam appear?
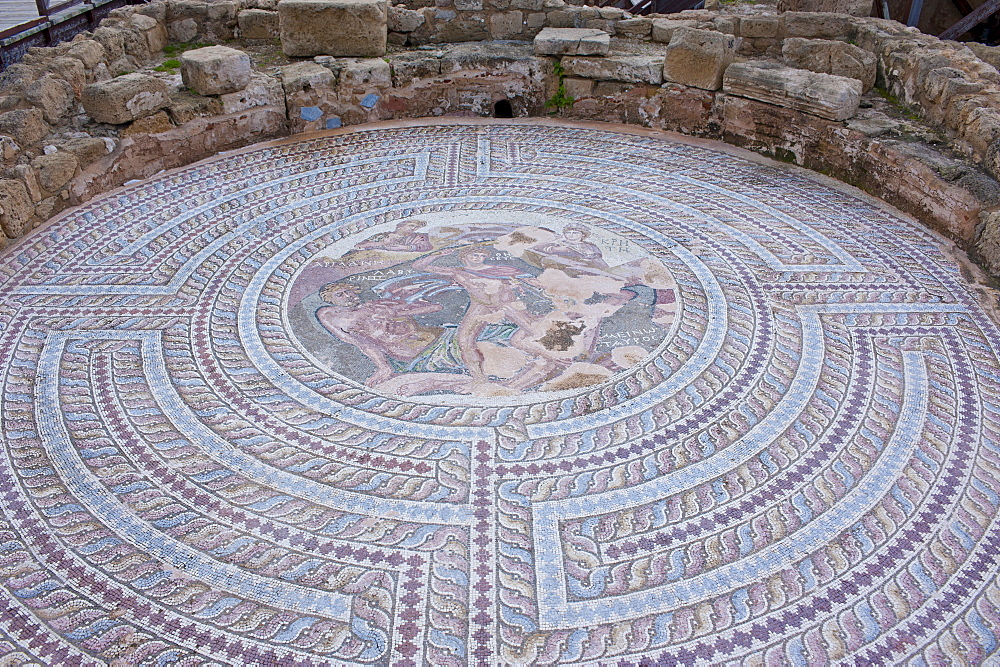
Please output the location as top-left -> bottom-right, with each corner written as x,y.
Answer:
940,0 -> 1000,38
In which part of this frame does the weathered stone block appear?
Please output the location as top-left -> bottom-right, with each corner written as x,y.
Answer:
281,61 -> 338,94
278,0 -> 388,57
740,15 -> 779,38
640,82 -> 717,135
533,27 -> 609,56
25,76 -> 75,124
93,26 -> 127,62
130,14 -> 168,53
0,108 -> 48,147
615,17 -> 650,38
0,179 -> 34,238
562,76 -> 594,99
169,18 -> 199,42
663,28 -> 738,90
563,54 -> 663,84
239,9 -> 280,38
61,136 -> 112,167
31,152 -> 78,194
723,61 -> 861,121
781,11 -> 854,40
651,18 -> 697,43
220,74 -> 286,113
388,5 -> 425,32
489,11 -> 524,39
778,0 -> 871,16
340,57 -> 393,88
82,74 -> 171,124
782,37 -> 875,91
122,110 -> 174,137
66,40 -> 107,70
181,46 -> 252,96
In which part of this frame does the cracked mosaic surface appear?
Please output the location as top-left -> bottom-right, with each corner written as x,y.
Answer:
2,121 -> 1000,664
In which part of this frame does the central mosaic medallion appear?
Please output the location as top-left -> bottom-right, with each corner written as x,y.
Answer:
287,214 -> 678,397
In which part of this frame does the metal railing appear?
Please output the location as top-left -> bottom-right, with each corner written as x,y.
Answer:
0,0 -> 142,70
598,0 -> 703,16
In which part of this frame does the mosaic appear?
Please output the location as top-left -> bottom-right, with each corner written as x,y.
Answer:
1,121 -> 1000,665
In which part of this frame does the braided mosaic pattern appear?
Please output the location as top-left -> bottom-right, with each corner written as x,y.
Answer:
1,122 -> 1000,665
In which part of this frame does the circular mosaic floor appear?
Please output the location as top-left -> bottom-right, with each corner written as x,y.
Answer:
2,120 -> 1000,665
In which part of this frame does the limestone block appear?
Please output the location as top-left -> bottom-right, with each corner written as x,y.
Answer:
169,18 -> 199,42
740,16 -> 779,38
281,61 -> 338,94
563,54 -> 663,84
278,0 -> 388,57
722,61 -> 862,121
455,0 -> 483,9
239,9 -> 280,38
82,74 -> 171,124
0,64 -> 41,96
968,42 -> 1000,72
93,26 -> 127,62
526,12 -> 546,29
781,12 -> 853,40
340,57 -> 393,88
651,18 -> 697,43
782,37 -> 875,91
30,152 -> 78,194
66,40 -> 107,70
388,5 -> 425,32
118,26 -> 152,62
0,179 -> 34,238
122,110 -> 174,137
663,28 -> 738,91
0,109 -> 48,147
61,136 -> 112,167
389,51 -> 443,86
713,16 -> 739,34
181,46 -> 252,96
220,74 -> 285,114
489,11 -> 524,39
777,0 -> 871,16
135,0 -> 167,22
25,76 -> 75,124
48,57 -> 87,95
130,14 -> 168,53
976,209 -> 1000,274
511,0 -> 542,9
167,0 -> 237,41
533,27 -> 609,56
563,76 -> 594,99
0,136 -> 19,164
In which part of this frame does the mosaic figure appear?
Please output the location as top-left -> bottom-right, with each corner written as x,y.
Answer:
315,282 -> 443,385
355,219 -> 433,252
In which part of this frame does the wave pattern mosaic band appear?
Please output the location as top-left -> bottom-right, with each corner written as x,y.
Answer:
1,121 -> 1000,664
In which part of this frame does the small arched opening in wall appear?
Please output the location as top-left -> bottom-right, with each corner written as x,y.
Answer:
493,99 -> 514,118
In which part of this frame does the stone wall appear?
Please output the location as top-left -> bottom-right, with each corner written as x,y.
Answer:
3,0 -> 1000,278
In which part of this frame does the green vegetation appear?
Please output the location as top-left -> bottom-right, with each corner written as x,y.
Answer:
545,61 -> 575,112
163,42 -> 210,56
875,86 -> 922,121
153,58 -> 182,73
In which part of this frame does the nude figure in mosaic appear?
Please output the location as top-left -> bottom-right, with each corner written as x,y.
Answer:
412,245 -> 534,383
315,282 -> 442,386
529,224 -> 610,277
356,219 -> 433,252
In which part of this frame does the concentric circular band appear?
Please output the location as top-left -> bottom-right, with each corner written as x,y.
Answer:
1,121 -> 998,665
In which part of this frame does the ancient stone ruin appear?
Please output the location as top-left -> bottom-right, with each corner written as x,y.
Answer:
0,0 -> 998,279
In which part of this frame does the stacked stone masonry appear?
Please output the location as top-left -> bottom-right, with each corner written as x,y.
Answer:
3,0 -> 1000,278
